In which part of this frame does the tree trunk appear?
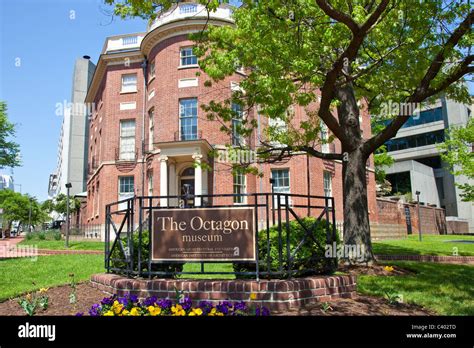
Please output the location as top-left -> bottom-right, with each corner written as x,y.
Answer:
335,85 -> 374,263
342,148 -> 374,263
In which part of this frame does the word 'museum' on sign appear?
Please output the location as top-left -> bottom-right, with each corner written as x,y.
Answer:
151,207 -> 256,261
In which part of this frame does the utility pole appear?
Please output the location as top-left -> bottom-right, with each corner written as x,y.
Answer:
65,183 -> 72,248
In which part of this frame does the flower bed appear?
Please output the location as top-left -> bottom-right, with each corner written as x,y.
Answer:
80,294 -> 270,316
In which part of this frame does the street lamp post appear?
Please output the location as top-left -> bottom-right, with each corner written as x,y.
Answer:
416,190 -> 422,242
65,183 -> 72,248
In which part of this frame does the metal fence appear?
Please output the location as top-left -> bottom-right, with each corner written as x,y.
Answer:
105,193 -> 337,279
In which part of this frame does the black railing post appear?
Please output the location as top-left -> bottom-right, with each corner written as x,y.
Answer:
148,196 -> 153,279
265,194 -> 271,278
331,197 -> 337,269
105,204 -> 110,273
254,194 -> 260,281
138,196 -> 143,277
277,194 -> 283,274
285,194 -> 291,278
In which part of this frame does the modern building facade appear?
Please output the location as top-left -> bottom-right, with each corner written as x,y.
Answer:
49,57 -> 96,199
82,2 -> 377,235
384,98 -> 473,232
0,174 -> 14,191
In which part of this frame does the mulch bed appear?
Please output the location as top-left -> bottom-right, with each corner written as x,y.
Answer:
0,283 -> 106,316
338,263 -> 416,276
278,294 -> 433,316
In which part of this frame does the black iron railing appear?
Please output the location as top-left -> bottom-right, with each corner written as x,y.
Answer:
104,193 -> 338,280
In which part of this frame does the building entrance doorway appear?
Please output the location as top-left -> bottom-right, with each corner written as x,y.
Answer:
179,167 -> 195,206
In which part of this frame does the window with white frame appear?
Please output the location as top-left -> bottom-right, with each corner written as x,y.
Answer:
272,169 -> 290,193
121,74 -> 137,93
323,171 -> 332,197
148,109 -> 154,151
119,120 -> 136,160
231,103 -> 244,146
149,61 -> 155,80
271,169 -> 290,206
179,98 -> 198,140
119,176 -> 134,200
320,121 -> 329,153
233,172 -> 246,204
180,47 -> 197,66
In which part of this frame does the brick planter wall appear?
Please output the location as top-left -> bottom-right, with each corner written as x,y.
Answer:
376,254 -> 474,265
90,273 -> 357,312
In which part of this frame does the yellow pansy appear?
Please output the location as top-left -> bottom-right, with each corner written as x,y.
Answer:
39,288 -> 49,294
208,308 -> 217,316
384,265 -> 394,272
171,304 -> 185,316
147,306 -> 162,316
103,310 -> 114,316
188,308 -> 203,316
130,307 -> 140,316
112,301 -> 124,314
249,293 -> 257,301
121,309 -> 130,316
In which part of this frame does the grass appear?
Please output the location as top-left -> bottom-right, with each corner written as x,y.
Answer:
179,263 -> 235,279
19,240 -> 104,251
372,234 -> 474,256
357,261 -> 474,315
0,254 -> 103,301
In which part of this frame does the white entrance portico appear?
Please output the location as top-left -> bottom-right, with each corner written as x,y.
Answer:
156,140 -> 211,207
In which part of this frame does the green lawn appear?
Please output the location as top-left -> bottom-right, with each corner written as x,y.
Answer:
0,254 -> 103,301
19,240 -> 104,251
373,234 -> 474,256
358,261 -> 474,315
179,263 -> 235,279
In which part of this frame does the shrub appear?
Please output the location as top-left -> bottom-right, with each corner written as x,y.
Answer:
53,231 -> 61,241
38,232 -> 46,240
110,230 -> 183,277
25,233 -> 33,241
233,217 -> 340,278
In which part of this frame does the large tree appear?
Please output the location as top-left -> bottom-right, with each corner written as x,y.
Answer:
0,102 -> 21,168
0,191 -> 48,232
106,0 -> 473,262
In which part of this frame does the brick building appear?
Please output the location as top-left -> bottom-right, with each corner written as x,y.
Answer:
83,2 -> 377,236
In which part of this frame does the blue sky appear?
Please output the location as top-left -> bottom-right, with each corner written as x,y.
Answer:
0,0 -> 147,201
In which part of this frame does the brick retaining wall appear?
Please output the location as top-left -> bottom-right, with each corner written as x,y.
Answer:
90,273 -> 357,311
375,254 -> 474,265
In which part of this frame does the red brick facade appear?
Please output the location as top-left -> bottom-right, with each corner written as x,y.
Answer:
83,17 -> 377,233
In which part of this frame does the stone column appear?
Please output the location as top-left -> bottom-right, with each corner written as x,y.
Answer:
159,155 -> 168,206
169,161 -> 177,207
193,154 -> 203,207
